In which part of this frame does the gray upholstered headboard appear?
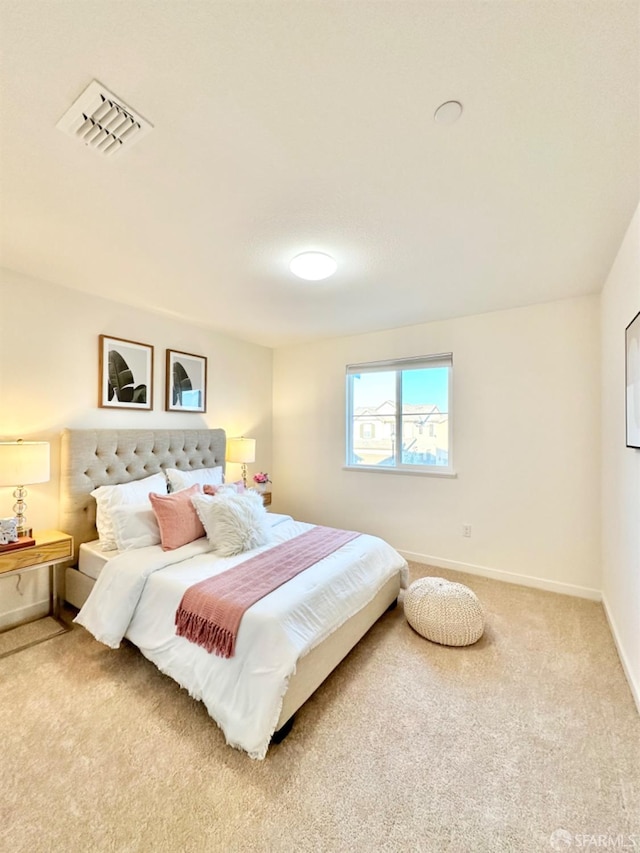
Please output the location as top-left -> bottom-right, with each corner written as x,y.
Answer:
60,428 -> 226,561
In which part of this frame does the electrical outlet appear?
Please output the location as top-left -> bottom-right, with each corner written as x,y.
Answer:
462,524 -> 472,538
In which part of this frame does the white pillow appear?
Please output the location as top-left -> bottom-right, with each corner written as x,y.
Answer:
110,504 -> 161,551
165,466 -> 224,493
91,472 -> 168,551
191,490 -> 272,557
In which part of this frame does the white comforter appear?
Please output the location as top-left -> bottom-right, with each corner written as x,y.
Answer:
75,514 -> 408,759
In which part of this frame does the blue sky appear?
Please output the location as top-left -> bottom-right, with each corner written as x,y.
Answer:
352,368 -> 449,412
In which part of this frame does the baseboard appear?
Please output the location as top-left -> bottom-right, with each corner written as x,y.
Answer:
399,551 -> 602,601
0,599 -> 49,631
601,593 -> 640,715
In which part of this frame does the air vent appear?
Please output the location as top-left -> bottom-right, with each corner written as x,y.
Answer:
56,80 -> 153,156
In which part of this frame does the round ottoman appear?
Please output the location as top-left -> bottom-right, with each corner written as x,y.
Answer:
404,577 -> 484,646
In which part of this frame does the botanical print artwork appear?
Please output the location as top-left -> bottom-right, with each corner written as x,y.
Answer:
99,335 -> 153,410
166,350 -> 207,412
626,310 -> 640,448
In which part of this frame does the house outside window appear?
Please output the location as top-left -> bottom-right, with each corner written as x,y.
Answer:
360,423 -> 374,439
345,353 -> 453,474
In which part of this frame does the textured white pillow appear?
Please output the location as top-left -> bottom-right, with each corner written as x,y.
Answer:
91,472 -> 168,551
110,504 -> 161,551
165,466 -> 224,493
191,490 -> 272,557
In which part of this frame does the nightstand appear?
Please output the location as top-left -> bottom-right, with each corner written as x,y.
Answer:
0,529 -> 73,658
262,491 -> 272,507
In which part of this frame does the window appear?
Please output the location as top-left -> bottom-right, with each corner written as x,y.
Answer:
346,353 -> 453,474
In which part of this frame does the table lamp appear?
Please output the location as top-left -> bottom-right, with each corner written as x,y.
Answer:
0,440 -> 50,536
225,437 -> 256,489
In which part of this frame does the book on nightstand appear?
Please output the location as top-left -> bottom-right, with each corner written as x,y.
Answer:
0,537 -> 36,552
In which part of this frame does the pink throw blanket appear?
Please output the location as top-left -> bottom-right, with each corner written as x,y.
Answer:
175,526 -> 360,658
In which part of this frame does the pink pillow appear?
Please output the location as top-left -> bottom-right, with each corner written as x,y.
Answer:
149,484 -> 205,550
203,481 -> 245,496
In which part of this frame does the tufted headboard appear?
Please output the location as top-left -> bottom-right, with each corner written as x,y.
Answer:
60,428 -> 226,561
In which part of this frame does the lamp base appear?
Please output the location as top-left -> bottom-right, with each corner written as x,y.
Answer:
13,487 -> 30,539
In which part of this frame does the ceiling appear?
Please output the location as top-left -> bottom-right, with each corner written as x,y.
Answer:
0,1 -> 638,348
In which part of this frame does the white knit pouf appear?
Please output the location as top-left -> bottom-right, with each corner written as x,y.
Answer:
404,577 -> 484,646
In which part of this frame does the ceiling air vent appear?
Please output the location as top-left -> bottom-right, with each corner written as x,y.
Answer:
56,80 -> 153,157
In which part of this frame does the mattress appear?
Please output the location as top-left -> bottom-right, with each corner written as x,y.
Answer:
78,539 -> 121,580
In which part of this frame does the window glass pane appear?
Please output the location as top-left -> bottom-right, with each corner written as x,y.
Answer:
350,371 -> 396,466
401,367 -> 449,467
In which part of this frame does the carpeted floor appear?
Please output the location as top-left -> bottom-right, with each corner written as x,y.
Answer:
0,615 -> 69,657
1,563 -> 638,853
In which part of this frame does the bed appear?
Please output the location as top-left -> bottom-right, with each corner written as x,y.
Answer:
60,428 -> 408,758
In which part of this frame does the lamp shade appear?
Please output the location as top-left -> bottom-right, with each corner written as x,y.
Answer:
0,441 -> 50,486
225,437 -> 256,465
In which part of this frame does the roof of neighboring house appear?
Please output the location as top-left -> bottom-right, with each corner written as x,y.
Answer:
354,402 -> 445,421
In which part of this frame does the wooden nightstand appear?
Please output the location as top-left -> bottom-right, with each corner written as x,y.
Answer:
262,491 -> 272,507
0,529 -> 73,658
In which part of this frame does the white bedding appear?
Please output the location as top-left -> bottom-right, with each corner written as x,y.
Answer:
78,539 -> 121,580
75,513 -> 408,759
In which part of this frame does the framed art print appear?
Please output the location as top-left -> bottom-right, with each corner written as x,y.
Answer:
626,309 -> 640,449
99,335 -> 153,410
166,349 -> 207,412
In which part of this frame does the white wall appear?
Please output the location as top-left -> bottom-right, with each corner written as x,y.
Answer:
273,296 -> 601,597
601,204 -> 640,711
0,267 -> 272,627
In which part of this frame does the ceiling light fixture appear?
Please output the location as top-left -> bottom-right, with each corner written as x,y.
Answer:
289,252 -> 337,281
434,100 -> 463,125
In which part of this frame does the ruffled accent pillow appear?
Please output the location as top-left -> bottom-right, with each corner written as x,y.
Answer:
191,490 -> 272,557
149,484 -> 206,551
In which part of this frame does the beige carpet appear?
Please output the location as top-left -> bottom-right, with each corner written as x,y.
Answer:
0,616 -> 69,657
1,563 -> 638,853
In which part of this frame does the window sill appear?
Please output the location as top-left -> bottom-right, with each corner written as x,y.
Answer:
342,465 -> 457,479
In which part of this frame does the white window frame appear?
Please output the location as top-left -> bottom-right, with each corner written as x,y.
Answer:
345,353 -> 454,477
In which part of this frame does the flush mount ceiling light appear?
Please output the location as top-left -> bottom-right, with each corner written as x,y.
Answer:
289,252 -> 337,281
434,100 -> 463,125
